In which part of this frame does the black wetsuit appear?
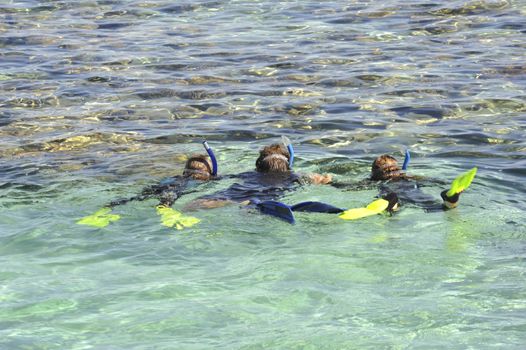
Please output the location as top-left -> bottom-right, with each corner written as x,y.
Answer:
377,178 -> 449,211
108,176 -> 205,208
200,171 -> 302,204
333,177 -> 449,211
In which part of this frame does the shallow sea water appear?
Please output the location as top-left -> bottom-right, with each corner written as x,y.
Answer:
1,0 -> 526,348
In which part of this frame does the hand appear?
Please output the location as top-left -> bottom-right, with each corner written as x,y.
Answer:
308,173 -> 332,185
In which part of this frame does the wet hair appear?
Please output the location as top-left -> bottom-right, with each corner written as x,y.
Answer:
183,154 -> 213,180
255,144 -> 291,173
371,154 -> 402,181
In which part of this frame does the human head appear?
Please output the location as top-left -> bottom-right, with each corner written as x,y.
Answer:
183,154 -> 213,180
255,143 -> 291,173
371,154 -> 402,181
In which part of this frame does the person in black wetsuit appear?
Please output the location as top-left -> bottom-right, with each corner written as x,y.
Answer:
77,153 -> 218,228
369,154 -> 467,211
186,143 -> 332,210
108,154 -> 216,208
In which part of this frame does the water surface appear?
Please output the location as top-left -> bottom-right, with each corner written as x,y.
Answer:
1,0 -> 525,348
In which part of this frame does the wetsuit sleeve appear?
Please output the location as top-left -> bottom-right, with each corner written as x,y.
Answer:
158,190 -> 179,207
156,176 -> 192,207
107,194 -> 152,208
107,176 -> 190,208
105,179 -> 174,207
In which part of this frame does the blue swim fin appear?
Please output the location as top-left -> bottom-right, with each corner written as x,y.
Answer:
256,200 -> 295,224
291,201 -> 344,214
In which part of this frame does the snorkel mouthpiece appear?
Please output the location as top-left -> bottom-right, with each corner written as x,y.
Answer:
202,140 -> 218,176
281,135 -> 294,168
402,149 -> 410,171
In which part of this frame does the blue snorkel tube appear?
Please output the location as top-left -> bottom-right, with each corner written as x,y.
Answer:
402,149 -> 410,171
202,141 -> 218,176
281,136 -> 294,168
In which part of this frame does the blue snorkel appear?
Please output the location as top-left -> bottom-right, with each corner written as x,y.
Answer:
281,136 -> 294,168
202,141 -> 218,176
402,149 -> 410,171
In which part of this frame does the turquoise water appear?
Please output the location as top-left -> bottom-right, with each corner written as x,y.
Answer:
1,0 -> 526,348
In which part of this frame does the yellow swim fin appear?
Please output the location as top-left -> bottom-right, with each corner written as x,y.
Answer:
339,198 -> 389,220
77,207 -> 121,228
156,206 -> 200,230
447,167 -> 477,197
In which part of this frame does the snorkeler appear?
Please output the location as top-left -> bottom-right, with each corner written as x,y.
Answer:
334,152 -> 477,220
316,151 -> 477,221
77,142 -> 219,229
109,153 -> 216,208
369,153 -> 476,210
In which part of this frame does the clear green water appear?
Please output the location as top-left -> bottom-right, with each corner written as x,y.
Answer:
1,0 -> 526,348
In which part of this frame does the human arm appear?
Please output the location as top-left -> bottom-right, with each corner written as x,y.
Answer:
296,172 -> 333,185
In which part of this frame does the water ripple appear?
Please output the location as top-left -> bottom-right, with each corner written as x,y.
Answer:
1,1 -> 525,348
